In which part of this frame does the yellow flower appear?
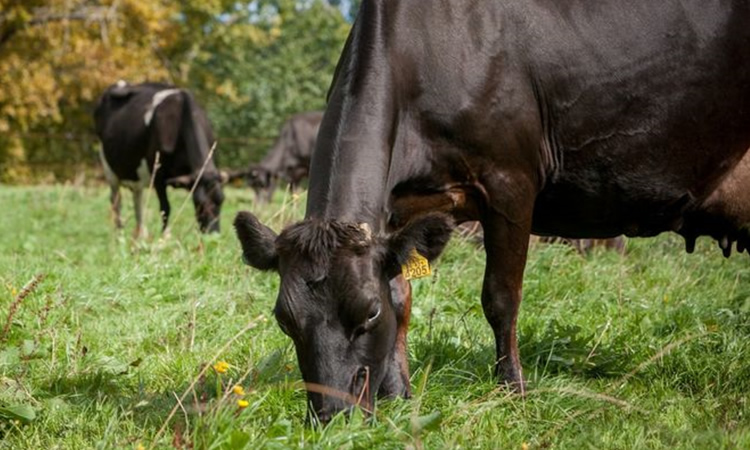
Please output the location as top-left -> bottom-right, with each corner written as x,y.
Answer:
10,287 -> 17,297
232,385 -> 246,396
237,399 -> 249,408
213,361 -> 229,374
136,444 -> 145,450
521,443 -> 529,450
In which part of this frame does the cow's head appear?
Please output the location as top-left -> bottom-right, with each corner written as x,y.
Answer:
167,172 -> 226,233
245,166 -> 276,203
234,211 -> 453,423
247,166 -> 273,190
154,88 -> 225,234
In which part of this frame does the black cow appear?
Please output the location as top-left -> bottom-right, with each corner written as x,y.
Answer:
248,111 -> 324,203
95,81 -> 225,235
235,1 -> 750,423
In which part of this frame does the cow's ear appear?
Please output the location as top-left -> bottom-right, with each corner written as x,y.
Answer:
234,211 -> 279,272
386,213 -> 454,270
154,93 -> 184,154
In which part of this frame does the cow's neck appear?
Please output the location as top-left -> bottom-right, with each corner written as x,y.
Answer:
305,2 -> 396,232
183,105 -> 216,175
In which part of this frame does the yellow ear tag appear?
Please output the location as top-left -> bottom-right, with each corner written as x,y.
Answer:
401,249 -> 432,280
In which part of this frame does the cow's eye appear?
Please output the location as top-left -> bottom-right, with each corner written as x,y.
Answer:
351,305 -> 381,341
367,306 -> 381,323
306,276 -> 327,290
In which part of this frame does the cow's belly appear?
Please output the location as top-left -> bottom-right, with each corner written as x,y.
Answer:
531,144 -> 750,238
532,180 -> 692,238
100,149 -> 152,191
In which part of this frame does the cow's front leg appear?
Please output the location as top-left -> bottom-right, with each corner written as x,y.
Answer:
155,184 -> 171,232
481,178 -> 536,393
378,275 -> 412,399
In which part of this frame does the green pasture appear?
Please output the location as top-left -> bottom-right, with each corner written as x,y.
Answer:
0,184 -> 748,449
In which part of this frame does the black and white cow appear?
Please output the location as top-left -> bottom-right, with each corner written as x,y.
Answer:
95,81 -> 225,235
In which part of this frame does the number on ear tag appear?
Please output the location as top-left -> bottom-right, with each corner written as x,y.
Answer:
401,249 -> 432,280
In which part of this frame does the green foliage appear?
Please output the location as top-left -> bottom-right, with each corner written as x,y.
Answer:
189,0 -> 350,167
1,184 -> 750,448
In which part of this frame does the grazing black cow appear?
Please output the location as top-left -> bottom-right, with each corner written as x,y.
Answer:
235,1 -> 750,422
248,111 -> 324,202
95,81 -> 225,235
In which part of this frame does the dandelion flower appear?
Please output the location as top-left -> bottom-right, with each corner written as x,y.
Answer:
136,444 -> 145,450
237,399 -> 249,408
521,443 -> 529,450
213,361 -> 230,374
233,385 -> 246,396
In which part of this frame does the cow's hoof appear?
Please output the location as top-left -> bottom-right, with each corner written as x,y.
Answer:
496,362 -> 525,395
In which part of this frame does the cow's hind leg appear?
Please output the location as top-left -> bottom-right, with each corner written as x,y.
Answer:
110,184 -> 123,230
480,177 -> 536,393
100,150 -> 123,230
155,183 -> 171,232
378,275 -> 413,399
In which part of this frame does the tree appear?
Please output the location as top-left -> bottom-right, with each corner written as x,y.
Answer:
188,0 -> 350,166
0,0 -> 177,181
0,0 -> 350,182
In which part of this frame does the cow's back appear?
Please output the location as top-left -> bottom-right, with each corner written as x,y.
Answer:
95,84 -> 167,180
525,1 -> 750,237
288,111 -> 323,159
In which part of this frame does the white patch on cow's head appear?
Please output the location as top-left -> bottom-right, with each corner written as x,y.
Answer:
116,79 -> 128,88
144,89 -> 181,126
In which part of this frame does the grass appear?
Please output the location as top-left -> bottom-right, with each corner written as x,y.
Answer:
0,183 -> 749,449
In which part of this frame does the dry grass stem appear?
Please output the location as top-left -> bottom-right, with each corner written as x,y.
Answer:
141,151 -> 161,235
168,141 -> 218,234
616,332 -> 708,389
2,273 -> 45,342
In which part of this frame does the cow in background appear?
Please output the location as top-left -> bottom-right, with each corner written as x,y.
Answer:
456,222 -> 627,254
95,81 -> 225,236
536,236 -> 626,254
247,111 -> 323,202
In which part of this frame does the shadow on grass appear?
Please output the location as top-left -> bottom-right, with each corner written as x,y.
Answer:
408,319 -> 630,388
34,345 -> 308,446
45,369 -> 182,431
